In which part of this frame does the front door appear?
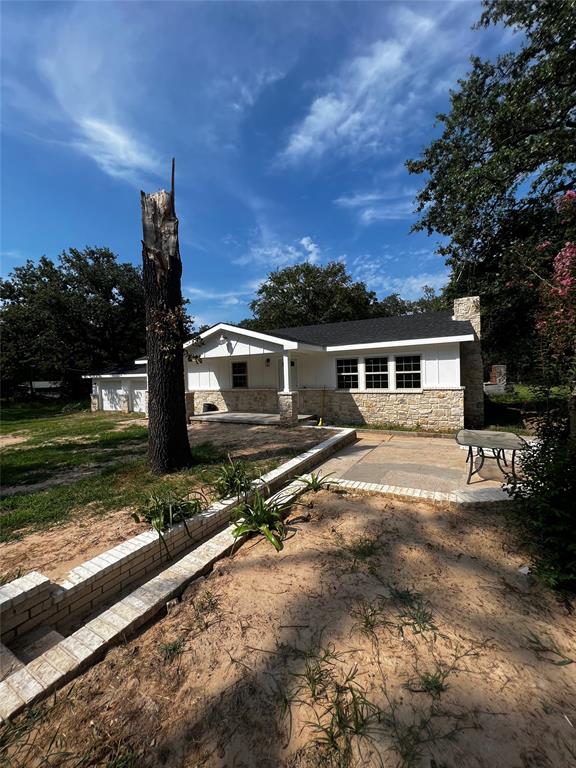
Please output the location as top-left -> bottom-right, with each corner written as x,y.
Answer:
277,359 -> 298,390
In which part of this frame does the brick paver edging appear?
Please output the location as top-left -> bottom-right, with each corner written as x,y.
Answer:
0,474 -> 320,722
332,477 -> 511,507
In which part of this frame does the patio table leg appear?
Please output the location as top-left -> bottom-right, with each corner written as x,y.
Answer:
466,446 -> 485,484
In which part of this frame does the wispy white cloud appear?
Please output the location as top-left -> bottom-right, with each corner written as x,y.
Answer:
73,118 -> 160,183
279,6 -> 464,165
234,235 -> 322,268
335,186 -> 418,224
350,252 -> 448,299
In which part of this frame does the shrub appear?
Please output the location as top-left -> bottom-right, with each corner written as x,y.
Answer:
506,415 -> 576,591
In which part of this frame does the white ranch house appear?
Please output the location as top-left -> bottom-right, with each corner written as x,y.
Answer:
87,296 -> 484,430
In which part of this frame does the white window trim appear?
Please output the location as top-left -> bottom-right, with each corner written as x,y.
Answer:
231,360 -> 249,389
333,354 -> 423,392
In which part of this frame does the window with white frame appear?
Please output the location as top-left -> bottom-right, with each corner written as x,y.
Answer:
395,355 -> 421,388
231,361 -> 248,388
365,357 -> 389,389
336,358 -> 358,389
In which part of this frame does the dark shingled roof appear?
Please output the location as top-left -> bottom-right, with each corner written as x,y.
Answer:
269,311 -> 473,347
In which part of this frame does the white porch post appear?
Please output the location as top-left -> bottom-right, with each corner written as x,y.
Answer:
279,349 -> 298,425
282,350 -> 292,393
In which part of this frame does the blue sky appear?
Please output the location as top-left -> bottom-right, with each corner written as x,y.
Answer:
1,1 -> 514,327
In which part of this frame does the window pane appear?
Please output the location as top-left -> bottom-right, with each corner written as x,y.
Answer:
336,359 -> 358,389
396,356 -> 420,372
366,373 -> 388,389
365,357 -> 388,389
395,356 -> 421,388
232,361 -> 248,388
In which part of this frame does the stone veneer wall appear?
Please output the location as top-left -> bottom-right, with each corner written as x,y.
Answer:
453,296 -> 484,427
186,389 -> 279,418
299,389 -> 464,430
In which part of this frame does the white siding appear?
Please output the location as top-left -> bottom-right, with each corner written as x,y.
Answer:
185,342 -> 461,392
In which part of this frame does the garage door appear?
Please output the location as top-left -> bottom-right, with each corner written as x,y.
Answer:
101,387 -> 122,411
132,389 -> 147,413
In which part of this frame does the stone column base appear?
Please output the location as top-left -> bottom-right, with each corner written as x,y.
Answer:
90,394 -> 100,412
278,392 -> 298,426
119,393 -> 130,414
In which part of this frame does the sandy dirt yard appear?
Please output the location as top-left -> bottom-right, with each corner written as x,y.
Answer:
0,424 -> 332,582
4,490 -> 574,768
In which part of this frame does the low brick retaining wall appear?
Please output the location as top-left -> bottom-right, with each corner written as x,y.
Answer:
0,428 -> 356,648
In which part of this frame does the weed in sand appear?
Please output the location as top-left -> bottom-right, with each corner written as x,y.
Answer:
192,589 -> 221,631
334,531 -> 383,571
159,637 -> 186,664
524,630 -> 574,666
350,598 -> 393,642
404,669 -> 449,698
388,584 -> 422,607
397,601 -> 438,638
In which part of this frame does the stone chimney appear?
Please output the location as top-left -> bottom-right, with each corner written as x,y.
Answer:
454,296 -> 484,427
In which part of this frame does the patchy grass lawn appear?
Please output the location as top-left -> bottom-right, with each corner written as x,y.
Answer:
0,403 -> 331,578
3,489 -> 574,767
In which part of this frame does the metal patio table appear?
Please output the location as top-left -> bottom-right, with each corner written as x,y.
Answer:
455,429 -> 529,484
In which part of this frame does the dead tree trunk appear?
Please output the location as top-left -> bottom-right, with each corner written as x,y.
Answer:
141,160 -> 192,474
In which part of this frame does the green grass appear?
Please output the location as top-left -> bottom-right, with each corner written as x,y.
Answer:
0,402 -> 277,542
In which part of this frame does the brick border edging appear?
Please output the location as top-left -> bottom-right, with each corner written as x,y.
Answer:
0,428 -> 356,647
0,475 -> 319,722
332,477 -> 512,507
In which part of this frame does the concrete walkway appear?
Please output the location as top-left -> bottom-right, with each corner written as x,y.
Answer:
317,432 -> 511,503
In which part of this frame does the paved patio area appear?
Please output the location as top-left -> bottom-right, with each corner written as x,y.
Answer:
317,432 -> 511,502
189,412 -> 313,426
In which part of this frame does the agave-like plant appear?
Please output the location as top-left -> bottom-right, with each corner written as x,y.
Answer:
295,471 -> 334,493
231,491 -> 288,551
211,455 -> 255,500
133,488 -> 208,558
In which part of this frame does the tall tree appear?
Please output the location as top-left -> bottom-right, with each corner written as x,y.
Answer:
0,248 -> 145,397
141,161 -> 192,474
242,261 -> 378,330
407,0 -> 576,375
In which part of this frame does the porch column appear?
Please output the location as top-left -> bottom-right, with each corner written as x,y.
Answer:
281,351 -> 292,393
279,350 -> 298,425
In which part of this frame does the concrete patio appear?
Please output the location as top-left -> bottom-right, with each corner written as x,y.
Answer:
189,411 -> 314,426
317,431 -> 512,504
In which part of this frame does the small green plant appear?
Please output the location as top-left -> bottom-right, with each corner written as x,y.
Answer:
133,488 -> 207,531
231,491 -> 288,551
192,589 -> 221,631
524,630 -> 574,666
0,567 -> 24,586
159,637 -> 186,664
295,471 -> 334,493
389,583 -> 422,607
334,531 -> 382,570
398,601 -> 438,638
404,669 -> 449,698
211,456 -> 254,499
350,598 -> 392,642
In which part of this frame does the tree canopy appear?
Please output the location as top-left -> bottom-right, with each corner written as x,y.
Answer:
0,247 -> 146,397
241,261 -> 444,330
407,0 -> 576,375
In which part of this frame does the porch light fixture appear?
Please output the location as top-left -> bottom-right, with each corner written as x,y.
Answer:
265,358 -> 271,367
